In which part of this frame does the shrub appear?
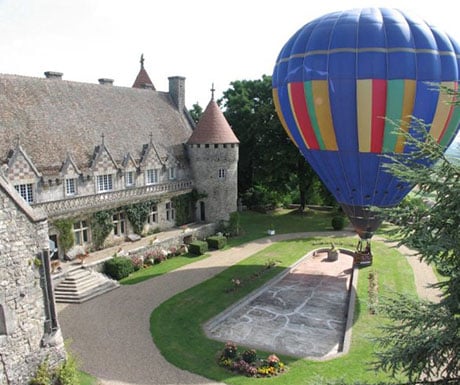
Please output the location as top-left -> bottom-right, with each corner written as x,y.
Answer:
242,349 -> 257,363
55,351 -> 79,385
331,215 -> 345,230
29,357 -> 52,385
206,235 -> 227,250
188,240 -> 208,256
104,257 -> 134,280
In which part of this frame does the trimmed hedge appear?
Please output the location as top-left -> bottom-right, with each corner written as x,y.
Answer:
206,235 -> 227,250
104,257 -> 134,280
331,215 -> 345,231
188,240 -> 208,256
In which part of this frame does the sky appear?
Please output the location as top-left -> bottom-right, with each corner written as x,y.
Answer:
1,0 -> 459,144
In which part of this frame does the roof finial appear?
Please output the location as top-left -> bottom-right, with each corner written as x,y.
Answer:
149,132 -> 153,144
140,54 -> 145,69
101,132 -> 105,146
15,134 -> 20,147
210,83 -> 215,101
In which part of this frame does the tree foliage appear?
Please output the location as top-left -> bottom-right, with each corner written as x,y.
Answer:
219,75 -> 332,208
375,124 -> 460,383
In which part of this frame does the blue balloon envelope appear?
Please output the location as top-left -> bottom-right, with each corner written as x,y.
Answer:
272,7 -> 460,238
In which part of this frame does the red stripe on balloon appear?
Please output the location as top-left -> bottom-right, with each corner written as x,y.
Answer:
290,82 -> 320,149
371,79 -> 387,153
438,82 -> 457,143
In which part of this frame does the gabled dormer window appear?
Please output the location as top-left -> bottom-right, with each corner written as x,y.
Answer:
146,169 -> 158,185
65,178 -> 77,196
125,171 -> 135,187
96,174 -> 113,192
168,167 -> 176,180
14,183 -> 34,203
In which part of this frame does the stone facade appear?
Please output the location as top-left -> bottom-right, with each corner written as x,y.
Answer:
188,143 -> 239,222
0,174 -> 65,385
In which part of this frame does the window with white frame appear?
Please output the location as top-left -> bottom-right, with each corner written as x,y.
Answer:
73,220 -> 89,245
125,171 -> 134,187
14,183 -> 34,203
96,174 -> 113,192
166,201 -> 175,221
218,168 -> 226,179
112,212 -> 125,236
148,203 -> 158,224
146,169 -> 158,185
65,178 -> 77,196
168,167 -> 176,180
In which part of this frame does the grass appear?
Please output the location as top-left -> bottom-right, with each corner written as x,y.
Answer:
120,253 -> 210,285
150,236 -> 415,384
119,208 -> 342,285
78,371 -> 98,385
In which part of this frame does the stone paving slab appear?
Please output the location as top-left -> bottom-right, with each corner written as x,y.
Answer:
204,251 -> 354,358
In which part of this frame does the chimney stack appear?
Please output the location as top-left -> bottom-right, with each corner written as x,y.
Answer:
168,76 -> 185,111
44,71 -> 63,80
98,78 -> 114,85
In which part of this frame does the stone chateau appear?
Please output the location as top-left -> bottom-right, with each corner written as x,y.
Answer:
0,58 -> 239,383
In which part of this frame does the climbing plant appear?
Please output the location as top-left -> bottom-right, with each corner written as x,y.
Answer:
53,219 -> 74,254
172,189 -> 206,226
124,200 -> 156,235
91,209 -> 114,250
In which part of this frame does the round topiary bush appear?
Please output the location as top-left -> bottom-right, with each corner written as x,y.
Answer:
331,215 -> 345,231
104,257 -> 134,280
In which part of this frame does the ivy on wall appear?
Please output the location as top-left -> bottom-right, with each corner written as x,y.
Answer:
91,209 -> 114,250
124,200 -> 157,235
172,189 -> 206,226
53,219 -> 74,254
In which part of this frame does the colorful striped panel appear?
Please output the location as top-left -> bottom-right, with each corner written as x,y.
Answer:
382,79 -> 416,153
440,98 -> 460,148
289,82 -> 320,149
430,81 -> 457,143
357,79 -> 386,153
272,88 -> 297,146
309,81 -> 338,150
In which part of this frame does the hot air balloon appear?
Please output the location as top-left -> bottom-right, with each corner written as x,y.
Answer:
272,8 -> 460,256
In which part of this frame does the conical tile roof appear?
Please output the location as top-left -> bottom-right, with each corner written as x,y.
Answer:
187,99 -> 239,144
132,54 -> 155,89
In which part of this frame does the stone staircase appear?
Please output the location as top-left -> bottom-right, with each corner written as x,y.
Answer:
53,268 -> 120,303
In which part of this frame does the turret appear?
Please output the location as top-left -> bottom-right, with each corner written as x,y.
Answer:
187,86 -> 239,222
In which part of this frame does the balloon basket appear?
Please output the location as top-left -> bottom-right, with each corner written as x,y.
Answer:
354,240 -> 373,266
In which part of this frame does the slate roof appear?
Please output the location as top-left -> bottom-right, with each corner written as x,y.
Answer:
187,99 -> 239,145
0,74 -> 193,175
132,67 -> 155,90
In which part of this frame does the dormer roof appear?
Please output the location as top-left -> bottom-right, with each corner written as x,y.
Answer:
187,99 -> 239,145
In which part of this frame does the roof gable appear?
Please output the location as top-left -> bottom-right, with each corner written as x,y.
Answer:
6,145 -> 42,181
60,153 -> 81,176
90,142 -> 120,174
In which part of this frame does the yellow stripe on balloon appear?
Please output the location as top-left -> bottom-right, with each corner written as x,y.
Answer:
429,81 -> 455,142
395,80 -> 416,153
312,81 -> 338,150
357,79 -> 373,152
272,88 -> 297,146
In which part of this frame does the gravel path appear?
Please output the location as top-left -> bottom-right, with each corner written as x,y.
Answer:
57,231 -> 439,385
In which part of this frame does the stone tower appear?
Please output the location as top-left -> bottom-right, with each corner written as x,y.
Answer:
187,91 -> 239,223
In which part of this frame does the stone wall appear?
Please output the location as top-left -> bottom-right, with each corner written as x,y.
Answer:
188,144 -> 239,222
0,176 -> 65,385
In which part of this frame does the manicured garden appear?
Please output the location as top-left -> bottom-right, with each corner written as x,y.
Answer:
150,236 -> 415,384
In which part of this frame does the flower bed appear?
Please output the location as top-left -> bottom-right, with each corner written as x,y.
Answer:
218,342 -> 286,378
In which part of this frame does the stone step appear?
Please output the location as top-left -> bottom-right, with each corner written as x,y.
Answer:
54,269 -> 119,303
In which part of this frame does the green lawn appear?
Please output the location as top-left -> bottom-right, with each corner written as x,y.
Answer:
150,236 -> 415,384
78,370 -> 98,385
120,208 -> 341,285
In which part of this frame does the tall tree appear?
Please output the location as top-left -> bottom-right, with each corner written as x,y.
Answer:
375,125 -> 460,384
220,75 -> 327,208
